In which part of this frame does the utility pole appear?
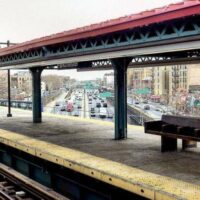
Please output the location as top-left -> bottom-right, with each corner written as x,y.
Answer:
6,40 -> 12,117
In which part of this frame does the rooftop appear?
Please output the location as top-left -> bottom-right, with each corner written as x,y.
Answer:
0,0 -> 200,56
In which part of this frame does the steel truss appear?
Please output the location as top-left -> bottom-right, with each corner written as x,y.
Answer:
0,16 -> 200,67
53,49 -> 200,71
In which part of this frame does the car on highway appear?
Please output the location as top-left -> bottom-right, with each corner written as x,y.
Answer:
155,108 -> 163,112
99,108 -> 107,118
77,104 -> 82,109
96,102 -> 101,108
89,98 -> 92,103
55,101 -> 61,106
73,110 -> 79,117
90,108 -> 96,117
143,105 -> 150,110
67,102 -> 73,112
88,96 -> 92,101
142,99 -> 148,104
107,108 -> 113,118
60,106 -> 66,111
103,102 -> 107,107
135,101 -> 140,104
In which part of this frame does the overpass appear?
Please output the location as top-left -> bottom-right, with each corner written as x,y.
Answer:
1,0 -> 200,140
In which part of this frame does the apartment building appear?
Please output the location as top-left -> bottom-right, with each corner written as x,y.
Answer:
131,68 -> 153,91
11,71 -> 32,95
0,71 -> 8,98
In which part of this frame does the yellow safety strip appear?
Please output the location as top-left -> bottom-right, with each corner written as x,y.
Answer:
0,129 -> 199,200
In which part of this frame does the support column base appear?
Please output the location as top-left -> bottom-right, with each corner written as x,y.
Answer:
161,136 -> 177,152
115,129 -> 127,140
33,119 -> 42,123
7,113 -> 12,117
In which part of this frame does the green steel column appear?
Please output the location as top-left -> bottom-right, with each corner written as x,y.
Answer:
112,58 -> 132,140
7,69 -> 12,117
7,40 -> 12,117
30,68 -> 43,123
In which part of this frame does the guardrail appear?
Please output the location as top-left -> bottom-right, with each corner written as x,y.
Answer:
127,104 -> 155,122
0,99 -> 32,110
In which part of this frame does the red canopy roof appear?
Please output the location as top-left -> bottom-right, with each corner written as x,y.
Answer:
0,0 -> 200,56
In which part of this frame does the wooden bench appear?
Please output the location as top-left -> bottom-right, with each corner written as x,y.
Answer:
144,115 -> 200,152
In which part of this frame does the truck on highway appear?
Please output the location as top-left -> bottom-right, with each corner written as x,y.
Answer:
99,108 -> 107,118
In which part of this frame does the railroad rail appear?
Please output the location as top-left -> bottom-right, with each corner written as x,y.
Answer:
0,163 -> 68,200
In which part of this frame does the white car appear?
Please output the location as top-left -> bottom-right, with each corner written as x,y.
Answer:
99,108 -> 107,118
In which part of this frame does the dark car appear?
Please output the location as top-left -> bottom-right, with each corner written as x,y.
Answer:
60,106 -> 66,111
77,104 -> 82,109
103,103 -> 107,107
90,107 -> 96,117
55,102 -> 60,106
96,102 -> 101,108
142,100 -> 148,104
73,110 -> 79,117
144,105 -> 150,110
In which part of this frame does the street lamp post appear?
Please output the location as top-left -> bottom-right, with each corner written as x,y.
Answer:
6,40 -> 12,117
0,41 -> 17,117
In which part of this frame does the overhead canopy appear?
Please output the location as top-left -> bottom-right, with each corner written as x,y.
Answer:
0,0 -> 200,57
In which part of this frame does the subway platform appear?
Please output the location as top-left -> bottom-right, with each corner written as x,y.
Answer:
0,107 -> 200,199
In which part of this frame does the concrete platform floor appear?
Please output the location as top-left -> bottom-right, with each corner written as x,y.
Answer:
0,107 -> 200,186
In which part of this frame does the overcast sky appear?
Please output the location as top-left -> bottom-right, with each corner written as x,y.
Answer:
0,0 -> 180,80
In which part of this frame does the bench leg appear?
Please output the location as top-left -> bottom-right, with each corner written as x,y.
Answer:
182,140 -> 197,150
161,136 -> 177,152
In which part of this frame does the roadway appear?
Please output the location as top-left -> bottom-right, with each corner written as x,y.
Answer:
1,88 -> 172,124
1,90 -> 170,125
127,97 -> 172,120
44,89 -> 115,122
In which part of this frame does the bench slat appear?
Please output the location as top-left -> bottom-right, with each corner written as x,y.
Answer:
147,130 -> 200,142
162,115 -> 200,129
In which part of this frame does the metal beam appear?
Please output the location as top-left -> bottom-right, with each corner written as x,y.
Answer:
1,39 -> 200,70
30,68 -> 43,123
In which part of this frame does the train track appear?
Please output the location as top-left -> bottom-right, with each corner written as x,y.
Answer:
0,163 -> 68,200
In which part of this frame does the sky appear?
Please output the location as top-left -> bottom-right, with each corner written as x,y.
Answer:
0,0 -> 180,80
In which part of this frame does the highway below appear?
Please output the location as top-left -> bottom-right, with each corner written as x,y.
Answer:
43,89 -> 173,125
44,89 -> 116,123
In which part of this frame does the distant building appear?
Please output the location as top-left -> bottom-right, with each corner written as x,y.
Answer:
130,68 -> 153,92
187,64 -> 200,93
153,66 -> 170,96
127,69 -> 133,89
103,72 -> 114,88
0,71 -> 8,98
41,81 -> 46,93
11,71 -> 32,95
170,65 -> 187,95
152,64 -> 200,104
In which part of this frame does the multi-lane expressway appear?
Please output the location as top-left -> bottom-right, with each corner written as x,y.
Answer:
45,89 -> 173,125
